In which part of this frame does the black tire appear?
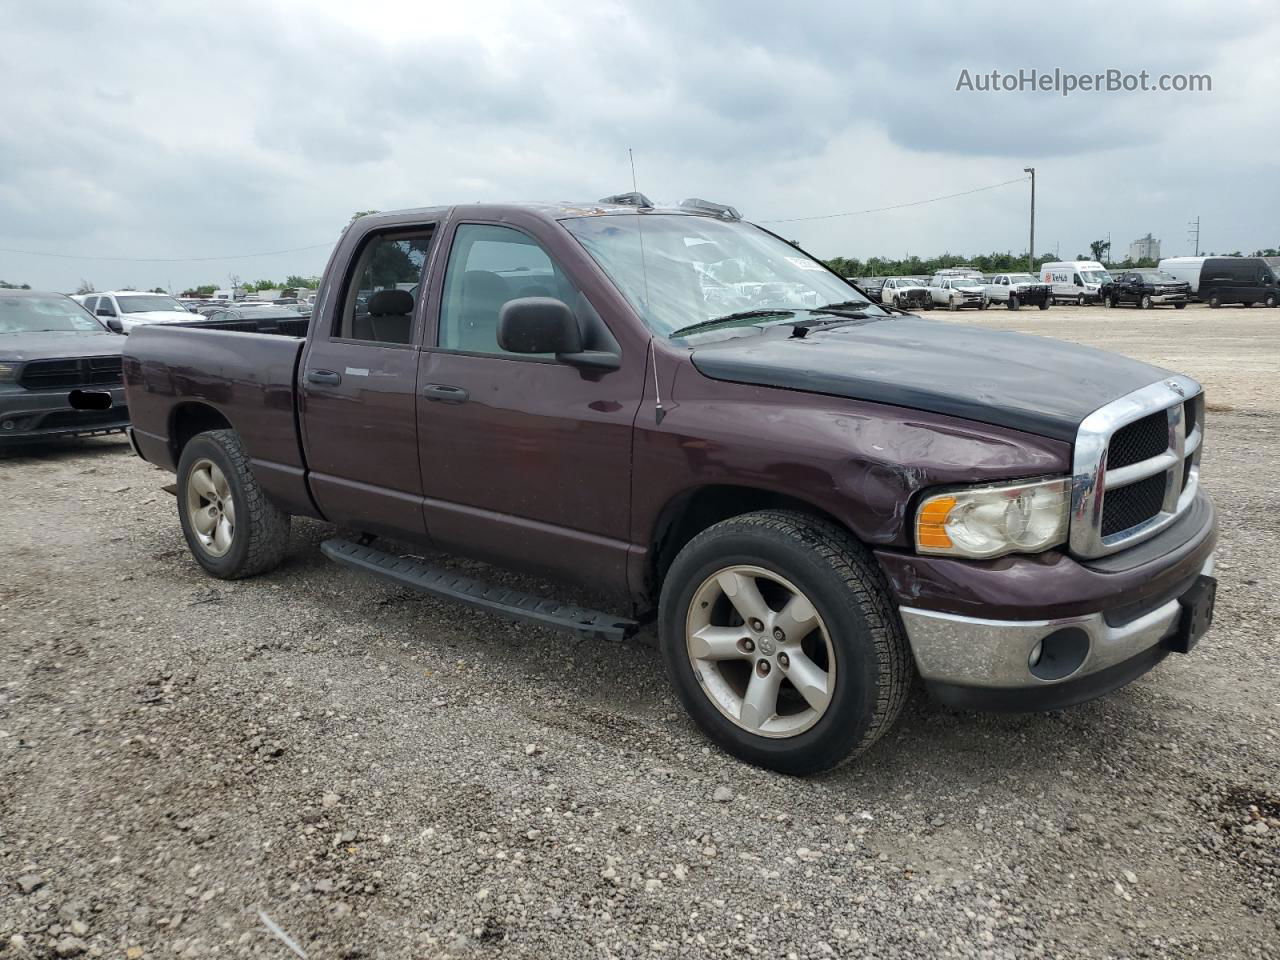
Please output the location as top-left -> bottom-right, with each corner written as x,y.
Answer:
176,429 -> 290,579
922,300 -> 934,311
1077,294 -> 1086,306
1037,299 -> 1050,310
1140,294 -> 1153,310
1105,294 -> 1116,308
1242,301 -> 1254,309
1208,292 -> 1221,308
658,510 -> 912,775
1266,293 -> 1278,308
948,300 -> 958,312
1008,295 -> 1020,310
1175,302 -> 1187,309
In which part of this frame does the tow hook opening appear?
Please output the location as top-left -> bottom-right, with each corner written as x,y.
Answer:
68,389 -> 114,411
1028,627 -> 1090,681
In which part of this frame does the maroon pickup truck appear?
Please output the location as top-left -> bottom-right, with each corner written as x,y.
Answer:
123,196 -> 1216,773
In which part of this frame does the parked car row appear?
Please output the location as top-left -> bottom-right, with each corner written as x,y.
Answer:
856,270 -> 1051,312
1158,256 -> 1280,308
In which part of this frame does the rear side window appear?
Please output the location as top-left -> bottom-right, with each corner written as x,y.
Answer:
337,230 -> 434,344
437,224 -> 582,356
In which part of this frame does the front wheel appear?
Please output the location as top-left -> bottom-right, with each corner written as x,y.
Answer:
1266,293 -> 1278,308
177,429 -> 290,579
1077,294 -> 1086,306
1038,299 -> 1051,310
1208,293 -> 1222,308
1175,302 -> 1187,309
1140,294 -> 1153,309
658,510 -> 912,775
1008,295 -> 1020,310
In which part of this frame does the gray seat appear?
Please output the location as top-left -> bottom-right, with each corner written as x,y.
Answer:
357,288 -> 414,343
452,271 -> 511,352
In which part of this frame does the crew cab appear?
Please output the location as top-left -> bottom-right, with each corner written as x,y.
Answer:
878,277 -> 932,311
122,197 -> 1218,774
982,273 -> 1052,310
927,275 -> 989,310
1102,270 -> 1191,310
0,290 -> 129,442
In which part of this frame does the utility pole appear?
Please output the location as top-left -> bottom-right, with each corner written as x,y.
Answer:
1188,216 -> 1201,256
1023,167 -> 1036,272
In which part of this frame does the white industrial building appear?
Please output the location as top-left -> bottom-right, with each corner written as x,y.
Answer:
1129,233 -> 1161,261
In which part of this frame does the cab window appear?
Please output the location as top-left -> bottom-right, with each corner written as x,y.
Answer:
337,230 -> 434,344
437,224 -> 582,356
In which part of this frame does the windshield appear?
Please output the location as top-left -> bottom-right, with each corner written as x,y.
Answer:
1080,270 -> 1111,284
562,214 -> 880,337
116,294 -> 184,313
0,295 -> 108,334
1138,270 -> 1178,282
1007,274 -> 1036,283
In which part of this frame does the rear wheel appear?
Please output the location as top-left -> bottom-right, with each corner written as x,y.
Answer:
177,429 -> 290,579
659,510 -> 912,775
1208,292 -> 1222,308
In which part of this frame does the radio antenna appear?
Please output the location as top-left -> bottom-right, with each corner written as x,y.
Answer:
629,148 -> 638,193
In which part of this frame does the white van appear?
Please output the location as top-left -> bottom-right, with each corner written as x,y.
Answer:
1039,261 -> 1112,305
1158,257 -> 1207,294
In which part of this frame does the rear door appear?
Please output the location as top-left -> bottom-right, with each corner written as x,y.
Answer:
413,216 -> 645,596
299,225 -> 438,539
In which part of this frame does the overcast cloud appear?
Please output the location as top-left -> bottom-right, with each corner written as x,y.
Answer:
1,0 -> 1277,292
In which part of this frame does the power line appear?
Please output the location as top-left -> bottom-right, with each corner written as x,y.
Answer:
759,176 -> 1031,224
0,241 -> 334,263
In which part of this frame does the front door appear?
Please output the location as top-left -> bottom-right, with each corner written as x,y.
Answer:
300,227 -> 435,540
414,220 -> 643,596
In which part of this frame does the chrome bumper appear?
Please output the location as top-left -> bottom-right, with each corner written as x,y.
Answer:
900,554 -> 1214,689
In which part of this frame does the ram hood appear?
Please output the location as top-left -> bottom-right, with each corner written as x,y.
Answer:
0,331 -> 122,362
688,316 -> 1172,442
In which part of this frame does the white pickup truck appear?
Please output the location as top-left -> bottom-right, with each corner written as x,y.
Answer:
927,276 -> 989,311
981,273 -> 1053,311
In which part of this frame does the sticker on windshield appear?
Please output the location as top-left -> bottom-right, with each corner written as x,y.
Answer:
785,256 -> 824,271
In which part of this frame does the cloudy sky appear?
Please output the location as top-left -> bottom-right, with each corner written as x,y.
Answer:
2,0 -> 1277,292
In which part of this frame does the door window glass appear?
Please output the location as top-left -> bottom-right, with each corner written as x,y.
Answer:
338,231 -> 433,343
437,224 -> 581,355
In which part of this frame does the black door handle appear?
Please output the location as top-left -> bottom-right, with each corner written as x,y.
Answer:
306,369 -> 341,386
422,383 -> 469,403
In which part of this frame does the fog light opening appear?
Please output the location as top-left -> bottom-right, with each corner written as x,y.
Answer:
1,420 -> 14,431
1028,628 -> 1090,681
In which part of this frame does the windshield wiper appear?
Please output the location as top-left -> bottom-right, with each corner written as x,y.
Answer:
668,309 -> 796,339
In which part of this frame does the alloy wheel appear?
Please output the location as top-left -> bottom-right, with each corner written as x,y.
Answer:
186,458 -> 235,557
685,565 -> 836,738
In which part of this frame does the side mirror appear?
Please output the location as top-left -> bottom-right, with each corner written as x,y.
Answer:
96,307 -> 115,317
105,318 -> 124,334
498,297 -> 583,355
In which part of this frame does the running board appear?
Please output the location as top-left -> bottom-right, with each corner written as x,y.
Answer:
320,538 -> 639,642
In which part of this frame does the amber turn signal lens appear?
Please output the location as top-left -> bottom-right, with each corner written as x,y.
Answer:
916,495 -> 957,549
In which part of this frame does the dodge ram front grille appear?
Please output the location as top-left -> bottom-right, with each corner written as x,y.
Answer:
1070,377 -> 1203,558
18,356 -> 123,390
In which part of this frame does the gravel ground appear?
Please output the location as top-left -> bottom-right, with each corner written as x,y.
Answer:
1,303 -> 1277,959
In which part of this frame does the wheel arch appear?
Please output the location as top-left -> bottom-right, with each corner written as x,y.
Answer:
169,401 -> 233,463
646,484 -> 856,604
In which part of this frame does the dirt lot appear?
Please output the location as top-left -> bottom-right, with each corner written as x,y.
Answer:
1,303 -> 1277,959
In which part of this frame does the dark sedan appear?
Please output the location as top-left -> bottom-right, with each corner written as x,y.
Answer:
0,291 -> 130,443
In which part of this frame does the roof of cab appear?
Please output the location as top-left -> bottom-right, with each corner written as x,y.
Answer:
352,200 -> 738,227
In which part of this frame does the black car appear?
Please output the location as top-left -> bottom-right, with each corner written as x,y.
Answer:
1102,270 -> 1190,310
1199,257 -> 1280,308
0,291 -> 129,443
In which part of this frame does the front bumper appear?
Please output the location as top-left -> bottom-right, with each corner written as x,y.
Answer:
1150,293 -> 1189,304
900,554 -> 1214,710
0,385 -> 129,443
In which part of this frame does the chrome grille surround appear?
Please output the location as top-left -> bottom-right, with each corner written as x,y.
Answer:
1069,374 -> 1203,558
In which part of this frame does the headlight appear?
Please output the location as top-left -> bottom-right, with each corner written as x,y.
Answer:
0,361 -> 20,383
915,477 -> 1070,559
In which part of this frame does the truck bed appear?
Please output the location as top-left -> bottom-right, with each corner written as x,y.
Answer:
122,320 -> 315,517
